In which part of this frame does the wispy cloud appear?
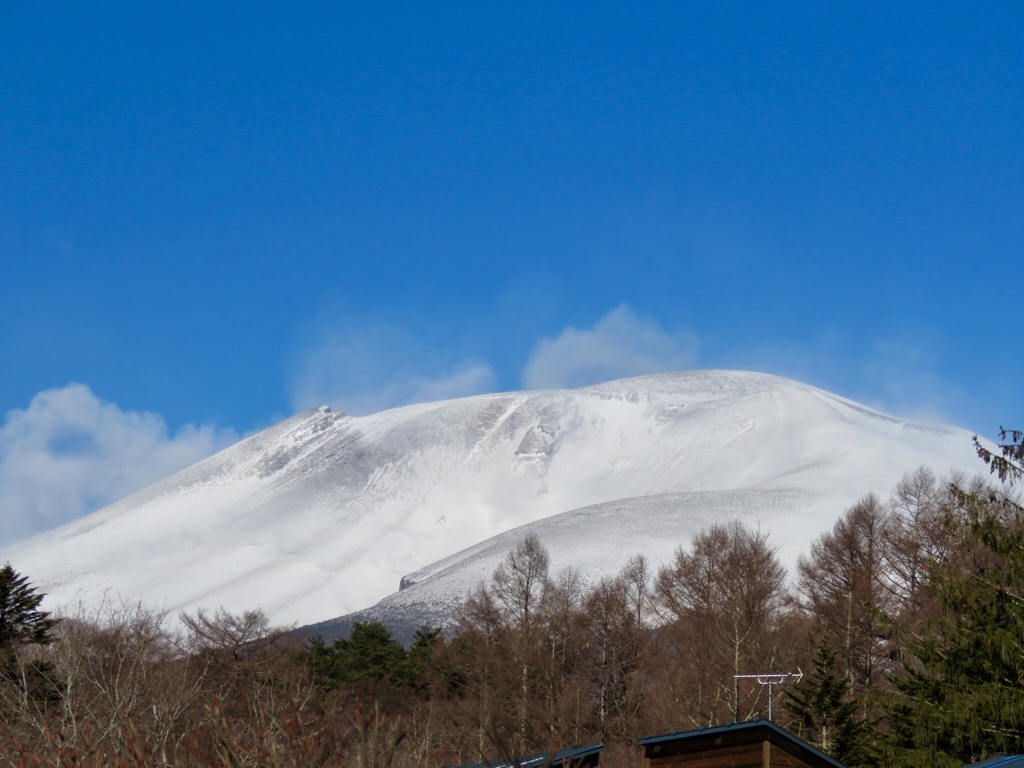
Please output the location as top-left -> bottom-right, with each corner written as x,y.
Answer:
406,361 -> 497,404
0,384 -> 236,547
0,310 -> 982,552
522,305 -> 699,390
856,334 -> 971,428
288,323 -> 496,415
714,327 -> 981,430
291,306 -> 700,412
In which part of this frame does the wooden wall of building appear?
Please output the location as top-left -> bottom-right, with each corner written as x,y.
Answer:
647,738 -> 822,768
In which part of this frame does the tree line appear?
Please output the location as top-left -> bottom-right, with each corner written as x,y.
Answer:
0,433 -> 1022,767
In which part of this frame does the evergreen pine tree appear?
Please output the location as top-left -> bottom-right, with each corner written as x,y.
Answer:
0,563 -> 60,707
0,563 -> 57,651
305,622 -> 416,689
305,634 -> 339,690
396,627 -> 441,688
786,634 -> 873,766
338,622 -> 408,683
975,427 -> 1024,485
883,488 -> 1024,768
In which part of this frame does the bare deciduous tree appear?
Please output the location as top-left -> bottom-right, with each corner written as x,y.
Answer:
490,533 -> 550,635
882,467 -> 959,612
655,521 -> 789,724
619,554 -> 653,626
180,607 -> 279,661
798,495 -> 894,691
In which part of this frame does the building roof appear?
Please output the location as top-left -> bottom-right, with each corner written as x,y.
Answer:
640,719 -> 847,768
965,757 -> 1024,768
448,743 -> 604,768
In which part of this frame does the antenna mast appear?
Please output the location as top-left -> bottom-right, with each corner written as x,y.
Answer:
733,671 -> 803,721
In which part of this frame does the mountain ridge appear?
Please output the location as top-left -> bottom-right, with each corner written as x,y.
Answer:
1,370 -> 982,629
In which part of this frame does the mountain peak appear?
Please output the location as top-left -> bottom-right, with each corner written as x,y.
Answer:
1,370 -> 981,629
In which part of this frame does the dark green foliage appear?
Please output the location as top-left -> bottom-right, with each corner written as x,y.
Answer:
882,489 -> 1024,768
785,635 -> 874,767
0,563 -> 61,709
306,622 -> 440,690
0,563 -> 56,651
9,657 -> 63,709
975,427 -> 1024,485
337,622 -> 408,684
402,627 -> 442,687
305,633 -> 337,687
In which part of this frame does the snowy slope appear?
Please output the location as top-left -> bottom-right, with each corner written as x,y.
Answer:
0,371 -> 983,628
304,489 -> 814,642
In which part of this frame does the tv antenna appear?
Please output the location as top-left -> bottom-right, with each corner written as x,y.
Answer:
733,671 -> 803,721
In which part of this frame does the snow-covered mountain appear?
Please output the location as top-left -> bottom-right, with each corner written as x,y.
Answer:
1,371 -> 984,630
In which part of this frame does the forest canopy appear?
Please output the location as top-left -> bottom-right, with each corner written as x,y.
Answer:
1,459 -> 1021,768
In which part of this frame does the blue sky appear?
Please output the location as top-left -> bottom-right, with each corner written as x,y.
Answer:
1,2 -> 1022,542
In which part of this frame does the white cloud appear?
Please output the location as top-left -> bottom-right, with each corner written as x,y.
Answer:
856,334 -> 967,427
715,328 -> 975,429
290,306 -> 697,413
522,305 -> 699,390
405,361 -> 497,405
289,324 -> 496,415
0,384 -> 236,547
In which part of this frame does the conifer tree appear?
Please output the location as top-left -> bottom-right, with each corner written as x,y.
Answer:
786,635 -> 872,766
975,427 -> 1024,485
396,627 -> 441,688
0,563 -> 60,708
883,486 -> 1024,768
0,563 -> 56,652
307,622 -> 411,689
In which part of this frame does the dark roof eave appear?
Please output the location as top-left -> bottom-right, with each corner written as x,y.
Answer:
449,743 -> 605,768
640,719 -> 846,768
